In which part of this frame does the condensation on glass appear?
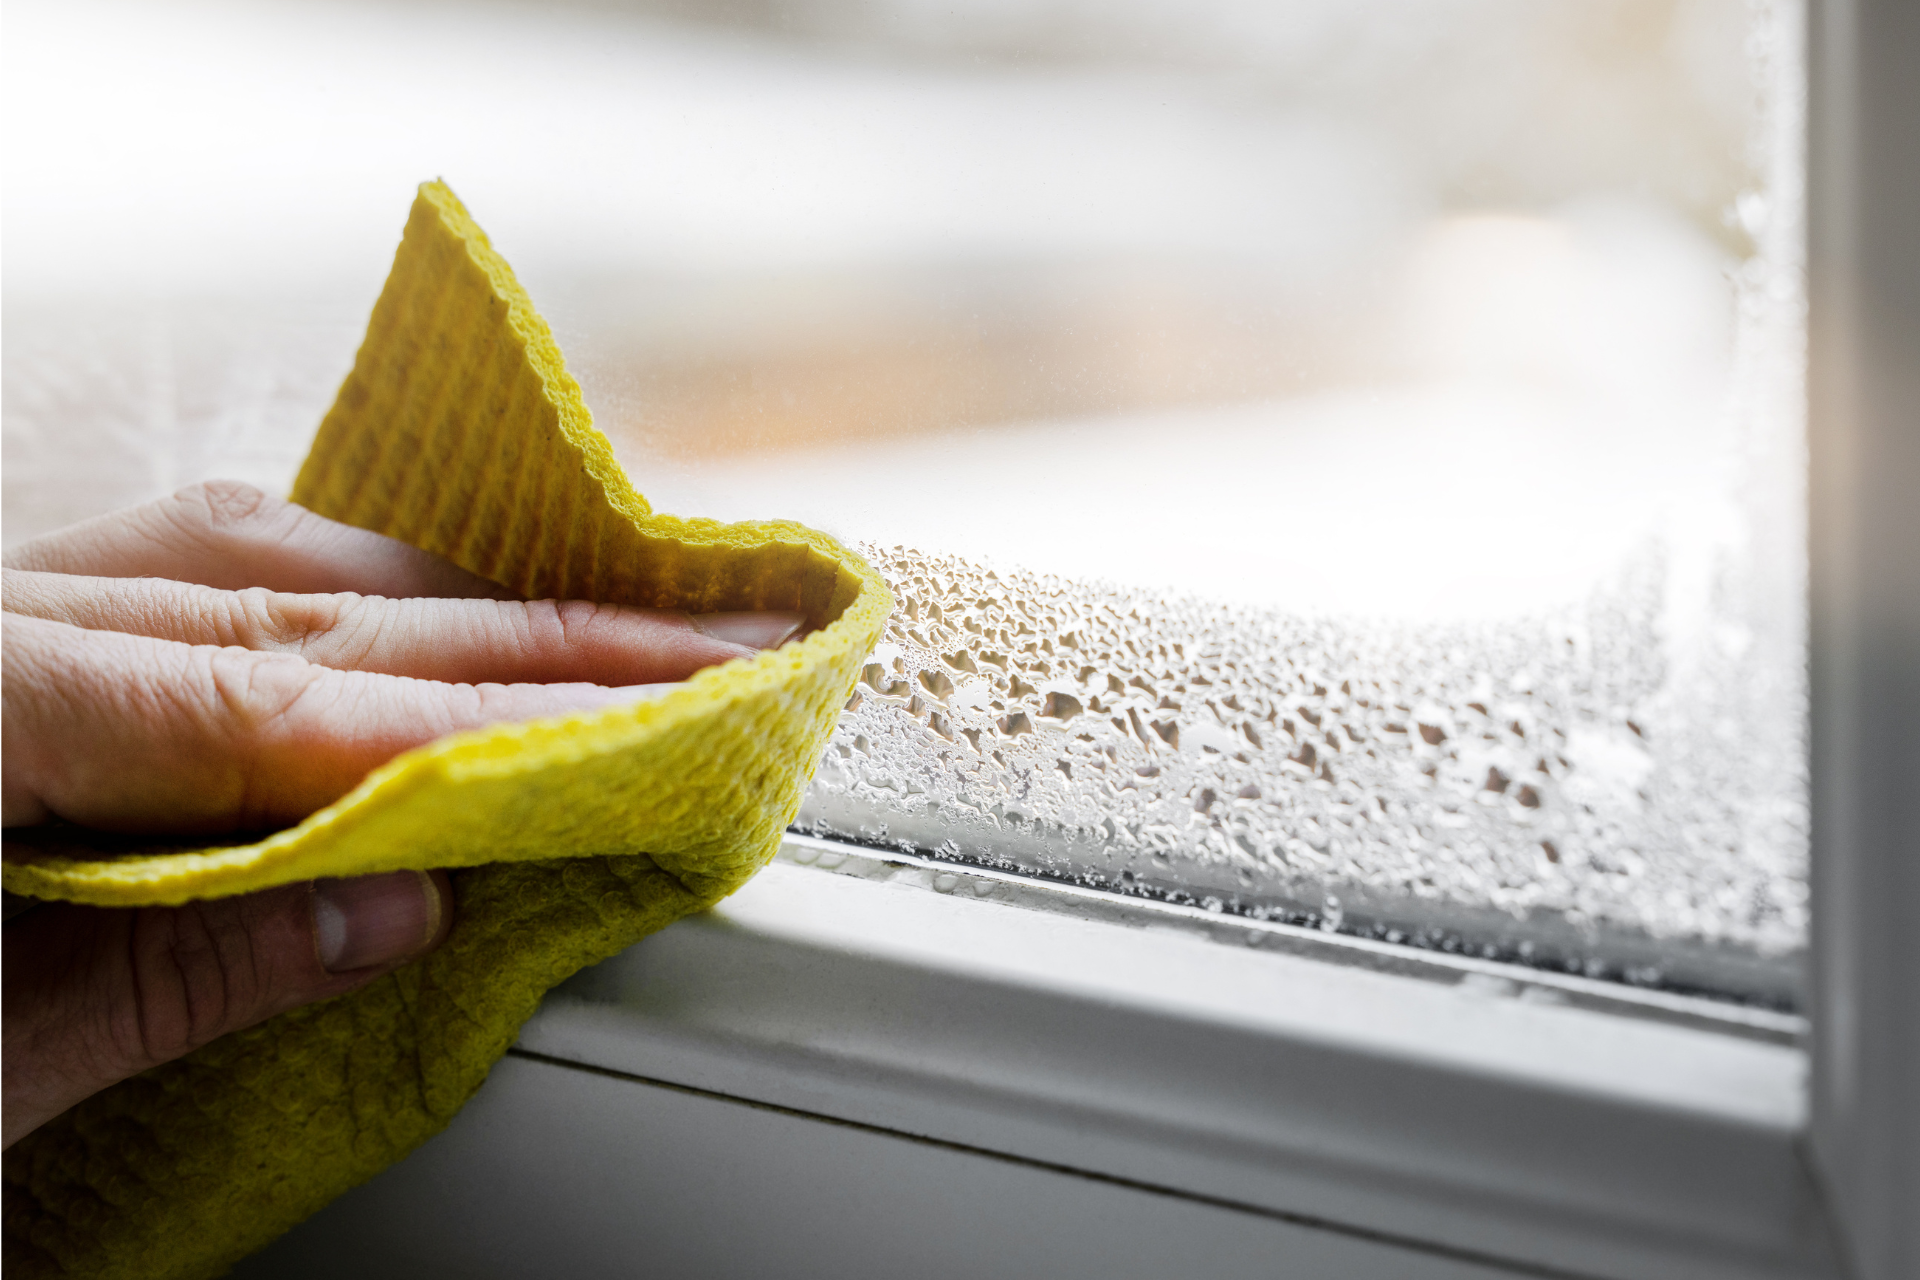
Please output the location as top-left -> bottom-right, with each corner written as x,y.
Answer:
740,0 -> 1806,1004
1,0 -> 1807,1001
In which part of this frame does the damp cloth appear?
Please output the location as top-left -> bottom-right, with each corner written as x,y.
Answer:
2,180 -> 891,1280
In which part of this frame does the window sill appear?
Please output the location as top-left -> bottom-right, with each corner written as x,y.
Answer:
508,836 -> 1839,1280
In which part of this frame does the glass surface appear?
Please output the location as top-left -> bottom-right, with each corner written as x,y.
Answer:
1,0 -> 1806,1000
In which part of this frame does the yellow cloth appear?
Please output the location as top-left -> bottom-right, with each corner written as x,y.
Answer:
2,181 -> 889,1279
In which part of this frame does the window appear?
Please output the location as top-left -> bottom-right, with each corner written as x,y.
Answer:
5,0 -> 1807,1007
10,1 -> 1918,1275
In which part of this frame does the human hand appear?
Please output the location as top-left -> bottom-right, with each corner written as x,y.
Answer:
1,480 -> 803,1147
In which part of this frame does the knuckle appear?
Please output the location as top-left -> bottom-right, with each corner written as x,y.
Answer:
204,646 -> 327,741
503,599 -> 560,652
154,480 -> 296,564
171,479 -> 276,531
549,598 -> 615,647
129,903 -> 261,1062
324,595 -> 393,667
228,587 -> 355,654
228,587 -> 290,648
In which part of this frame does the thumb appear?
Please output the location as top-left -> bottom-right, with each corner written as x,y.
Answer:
1,869 -> 452,1148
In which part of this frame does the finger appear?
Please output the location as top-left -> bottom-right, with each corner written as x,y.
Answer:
3,615 -> 669,833
3,570 -> 804,684
2,869 -> 452,1148
1,479 -> 517,599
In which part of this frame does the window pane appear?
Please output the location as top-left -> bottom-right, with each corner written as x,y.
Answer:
2,0 -> 1806,1002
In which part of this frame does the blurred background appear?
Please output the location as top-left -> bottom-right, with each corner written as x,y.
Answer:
1,0 -> 1809,991
5,0 -> 1778,617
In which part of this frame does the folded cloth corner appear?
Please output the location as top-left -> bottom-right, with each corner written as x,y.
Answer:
2,179 -> 890,1280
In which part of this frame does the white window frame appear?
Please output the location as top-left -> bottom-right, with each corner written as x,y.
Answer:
508,840 -> 1828,1279
250,3 -> 1916,1276
1805,1 -> 1920,1277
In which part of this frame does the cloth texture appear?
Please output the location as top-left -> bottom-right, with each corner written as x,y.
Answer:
3,181 -> 888,1279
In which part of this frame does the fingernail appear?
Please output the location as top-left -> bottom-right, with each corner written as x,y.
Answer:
690,610 -> 806,650
312,871 -> 443,973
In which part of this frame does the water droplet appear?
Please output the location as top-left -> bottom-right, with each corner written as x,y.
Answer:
1042,692 -> 1083,721
803,538 -> 1804,979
